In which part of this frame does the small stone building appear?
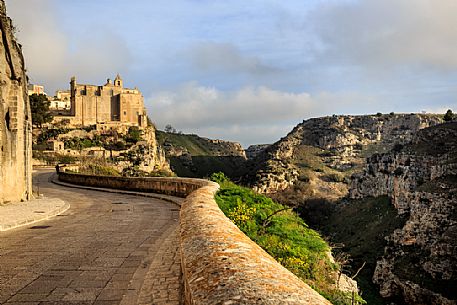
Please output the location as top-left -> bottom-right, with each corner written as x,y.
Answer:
47,140 -> 65,152
0,1 -> 33,203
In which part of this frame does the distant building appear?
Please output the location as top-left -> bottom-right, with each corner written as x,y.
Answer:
49,99 -> 71,111
47,140 -> 65,152
53,74 -> 148,129
27,84 -> 45,96
56,90 -> 71,101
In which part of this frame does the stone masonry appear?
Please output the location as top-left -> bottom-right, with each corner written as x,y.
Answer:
53,74 -> 148,128
0,0 -> 32,204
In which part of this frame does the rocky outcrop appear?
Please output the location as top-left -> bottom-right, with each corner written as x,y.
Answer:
350,122 -> 457,304
246,114 -> 441,195
245,144 -> 270,159
0,1 -> 32,204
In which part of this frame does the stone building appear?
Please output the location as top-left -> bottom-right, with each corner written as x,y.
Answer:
0,1 -> 33,203
53,75 -> 148,129
27,84 -> 45,96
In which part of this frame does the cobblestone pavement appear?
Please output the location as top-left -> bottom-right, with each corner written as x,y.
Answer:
0,170 -> 183,305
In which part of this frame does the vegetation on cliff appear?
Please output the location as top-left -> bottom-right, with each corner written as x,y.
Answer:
211,172 -> 366,305
306,196 -> 408,305
156,130 -> 246,178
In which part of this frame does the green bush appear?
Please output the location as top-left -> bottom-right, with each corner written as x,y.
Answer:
444,109 -> 454,122
125,126 -> 142,144
210,172 -> 365,304
79,164 -> 120,176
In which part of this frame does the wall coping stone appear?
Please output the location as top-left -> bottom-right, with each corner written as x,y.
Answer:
58,172 -> 331,304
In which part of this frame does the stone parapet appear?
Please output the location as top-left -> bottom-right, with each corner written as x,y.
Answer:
58,172 -> 331,304
57,172 -> 205,198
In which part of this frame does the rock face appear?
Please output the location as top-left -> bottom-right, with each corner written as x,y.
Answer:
245,114 -> 441,195
0,2 -> 32,204
245,144 -> 270,159
350,122 -> 457,304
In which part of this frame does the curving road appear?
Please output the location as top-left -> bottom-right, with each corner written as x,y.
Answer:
0,170 -> 182,305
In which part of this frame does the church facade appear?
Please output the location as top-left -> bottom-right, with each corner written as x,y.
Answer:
54,75 -> 148,128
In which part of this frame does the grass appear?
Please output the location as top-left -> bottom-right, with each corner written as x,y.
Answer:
156,130 -> 214,156
211,172 -> 366,305
156,130 -> 247,178
314,196 -> 407,305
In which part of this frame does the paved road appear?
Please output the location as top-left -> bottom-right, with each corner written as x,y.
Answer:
0,170 -> 182,305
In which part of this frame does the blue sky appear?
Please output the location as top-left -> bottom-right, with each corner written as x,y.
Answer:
6,0 -> 457,147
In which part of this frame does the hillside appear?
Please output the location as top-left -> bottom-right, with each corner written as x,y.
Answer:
240,113 -> 448,304
349,122 -> 457,304
156,130 -> 247,178
243,113 -> 442,200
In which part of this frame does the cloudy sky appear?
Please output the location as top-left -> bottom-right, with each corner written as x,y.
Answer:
6,0 -> 457,147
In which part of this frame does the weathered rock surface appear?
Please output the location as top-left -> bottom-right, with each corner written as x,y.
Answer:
245,114 -> 441,195
245,144 -> 270,159
0,1 -> 32,203
350,122 -> 457,304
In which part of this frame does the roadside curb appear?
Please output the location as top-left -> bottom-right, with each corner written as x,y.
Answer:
50,174 -> 183,207
0,199 -> 70,232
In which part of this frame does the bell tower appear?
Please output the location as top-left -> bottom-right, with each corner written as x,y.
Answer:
114,74 -> 123,88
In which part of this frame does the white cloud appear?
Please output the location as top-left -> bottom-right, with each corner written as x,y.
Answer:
6,0 -> 132,94
189,42 -> 279,75
312,0 -> 457,70
147,82 -> 378,146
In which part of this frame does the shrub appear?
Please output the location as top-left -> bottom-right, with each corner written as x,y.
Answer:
325,172 -> 345,183
444,109 -> 454,122
125,126 -> 142,144
79,164 -> 120,176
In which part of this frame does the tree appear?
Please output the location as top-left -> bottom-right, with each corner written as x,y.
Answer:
30,94 -> 53,128
444,109 -> 454,122
164,124 -> 176,133
126,126 -> 142,144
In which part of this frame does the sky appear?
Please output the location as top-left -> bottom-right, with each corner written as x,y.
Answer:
6,0 -> 457,147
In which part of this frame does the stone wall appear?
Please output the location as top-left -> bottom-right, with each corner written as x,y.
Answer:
57,172 -> 203,198
58,172 -> 331,304
0,1 -> 32,204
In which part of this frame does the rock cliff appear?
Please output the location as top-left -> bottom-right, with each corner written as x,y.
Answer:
245,144 -> 270,159
0,1 -> 32,204
350,122 -> 457,304
244,114 -> 442,196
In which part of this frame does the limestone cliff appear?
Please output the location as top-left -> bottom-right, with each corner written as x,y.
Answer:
0,1 -> 32,203
245,144 -> 270,159
244,114 -> 441,197
349,122 -> 457,304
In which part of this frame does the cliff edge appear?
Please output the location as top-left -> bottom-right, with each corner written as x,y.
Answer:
350,122 -> 457,304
